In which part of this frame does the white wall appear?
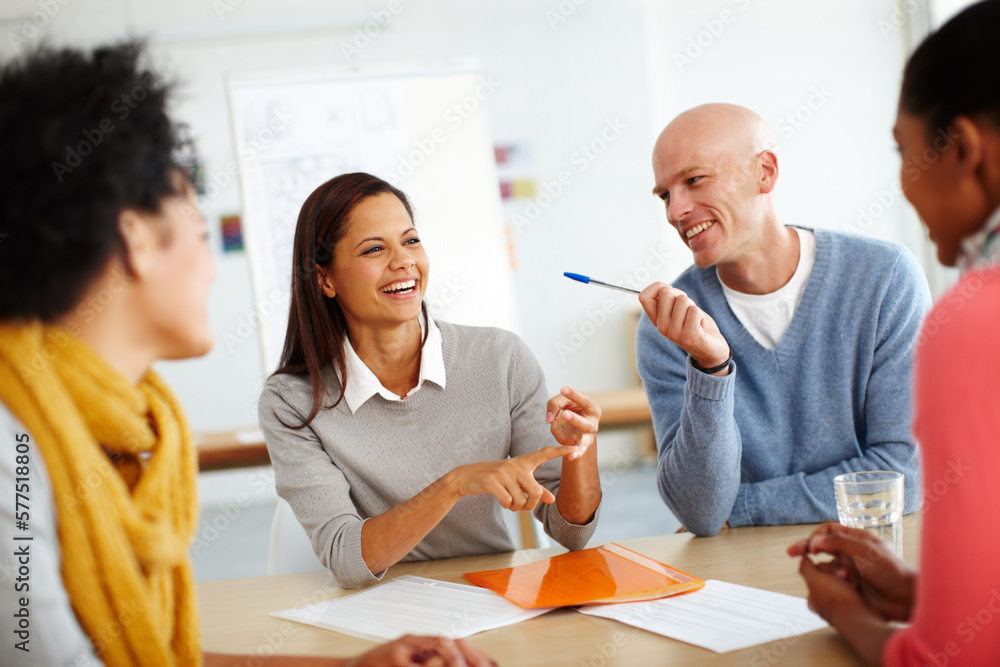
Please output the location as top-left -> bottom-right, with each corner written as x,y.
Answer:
1,1 -> 935,457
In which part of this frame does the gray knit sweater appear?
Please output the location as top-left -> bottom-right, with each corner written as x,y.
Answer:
258,321 -> 599,588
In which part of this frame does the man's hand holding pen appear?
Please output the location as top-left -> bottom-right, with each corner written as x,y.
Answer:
639,282 -> 732,376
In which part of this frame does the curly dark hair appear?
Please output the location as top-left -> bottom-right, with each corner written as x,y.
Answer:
0,40 -> 188,321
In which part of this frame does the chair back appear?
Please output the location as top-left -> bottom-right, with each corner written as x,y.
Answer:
267,497 -> 325,575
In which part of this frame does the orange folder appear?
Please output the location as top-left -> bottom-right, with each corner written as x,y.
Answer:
463,543 -> 704,609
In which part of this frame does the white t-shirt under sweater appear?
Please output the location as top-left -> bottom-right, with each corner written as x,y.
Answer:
720,227 -> 816,349
259,320 -> 599,589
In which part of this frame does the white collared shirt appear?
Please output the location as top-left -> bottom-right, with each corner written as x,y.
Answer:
341,316 -> 447,413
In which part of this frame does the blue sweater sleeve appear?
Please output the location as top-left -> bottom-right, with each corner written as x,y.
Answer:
728,248 -> 929,527
636,315 -> 742,536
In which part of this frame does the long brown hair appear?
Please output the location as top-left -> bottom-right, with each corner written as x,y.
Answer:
273,172 -> 421,426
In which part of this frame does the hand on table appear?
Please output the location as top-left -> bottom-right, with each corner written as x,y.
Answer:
788,522 -> 915,622
638,282 -> 730,372
546,386 -> 601,461
450,446 -> 574,511
344,635 -> 495,667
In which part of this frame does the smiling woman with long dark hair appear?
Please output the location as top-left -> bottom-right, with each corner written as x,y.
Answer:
260,172 -> 602,589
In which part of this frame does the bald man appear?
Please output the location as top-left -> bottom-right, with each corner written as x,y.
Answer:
636,104 -> 930,535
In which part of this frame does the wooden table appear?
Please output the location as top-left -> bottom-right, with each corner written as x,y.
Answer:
199,520 -> 920,665
195,388 -> 652,472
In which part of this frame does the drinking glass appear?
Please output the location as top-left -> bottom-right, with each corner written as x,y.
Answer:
833,471 -> 904,556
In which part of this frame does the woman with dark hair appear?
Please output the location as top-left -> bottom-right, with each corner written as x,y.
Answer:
788,1 -> 1000,664
0,43 -> 491,667
259,173 -> 602,589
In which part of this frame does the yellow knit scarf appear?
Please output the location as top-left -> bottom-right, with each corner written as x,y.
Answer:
0,322 -> 201,666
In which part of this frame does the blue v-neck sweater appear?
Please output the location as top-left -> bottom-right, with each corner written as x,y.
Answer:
636,228 -> 931,535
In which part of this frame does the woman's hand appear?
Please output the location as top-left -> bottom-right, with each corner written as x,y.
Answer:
343,634 -> 495,667
788,522 -> 916,622
794,553 -> 898,667
546,386 -> 601,461
449,446 -> 574,511
797,553 -> 870,623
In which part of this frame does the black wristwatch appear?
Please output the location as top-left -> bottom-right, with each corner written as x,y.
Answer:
691,349 -> 733,375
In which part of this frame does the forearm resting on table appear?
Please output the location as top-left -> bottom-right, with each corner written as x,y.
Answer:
360,474 -> 461,575
555,442 -> 601,524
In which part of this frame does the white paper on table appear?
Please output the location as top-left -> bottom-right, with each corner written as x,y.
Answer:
271,575 -> 553,642
577,579 -> 828,653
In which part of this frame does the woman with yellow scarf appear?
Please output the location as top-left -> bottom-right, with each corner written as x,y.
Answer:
0,41 -> 492,667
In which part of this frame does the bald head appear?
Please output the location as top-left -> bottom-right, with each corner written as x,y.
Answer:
653,104 -> 777,179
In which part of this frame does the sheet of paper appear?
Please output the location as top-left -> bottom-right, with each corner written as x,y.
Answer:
577,579 -> 828,653
271,575 -> 553,642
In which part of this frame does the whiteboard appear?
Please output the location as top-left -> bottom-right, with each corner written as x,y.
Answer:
226,60 -> 518,373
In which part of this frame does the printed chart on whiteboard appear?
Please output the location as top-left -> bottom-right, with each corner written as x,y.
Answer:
227,63 -> 518,373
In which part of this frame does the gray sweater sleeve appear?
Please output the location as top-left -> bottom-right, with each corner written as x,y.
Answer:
635,324 -> 742,536
258,383 -> 379,589
0,404 -> 102,666
504,335 -> 600,550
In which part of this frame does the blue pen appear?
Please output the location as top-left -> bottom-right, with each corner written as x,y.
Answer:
563,272 -> 641,295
